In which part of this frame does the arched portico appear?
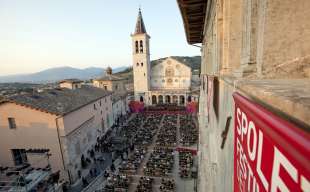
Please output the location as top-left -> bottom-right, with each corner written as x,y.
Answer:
158,95 -> 163,104
165,95 -> 171,104
187,95 -> 192,102
172,95 -> 178,104
152,95 -> 157,105
180,95 -> 185,105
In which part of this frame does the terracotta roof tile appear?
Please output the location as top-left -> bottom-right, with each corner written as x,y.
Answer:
6,86 -> 112,115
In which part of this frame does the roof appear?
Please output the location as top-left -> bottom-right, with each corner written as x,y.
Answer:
3,86 -> 112,115
59,79 -> 83,84
94,74 -> 126,81
177,0 -> 207,44
151,56 -> 201,70
134,8 -> 147,35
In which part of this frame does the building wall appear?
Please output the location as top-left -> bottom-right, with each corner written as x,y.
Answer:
197,0 -> 310,192
150,58 -> 192,90
112,81 -> 126,92
93,80 -> 113,91
198,78 -> 235,192
0,103 -> 66,180
112,99 -> 126,123
198,2 -> 236,190
258,0 -> 310,75
59,82 -> 74,89
60,96 -> 112,136
59,95 -> 112,182
93,80 -> 126,92
221,0 -> 243,74
0,94 -> 113,183
93,79 -> 129,126
59,82 -> 82,90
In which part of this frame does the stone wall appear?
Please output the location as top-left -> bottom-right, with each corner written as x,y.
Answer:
61,95 -> 113,182
197,0 -> 310,191
259,0 -> 310,76
198,76 -> 236,192
112,98 -> 126,123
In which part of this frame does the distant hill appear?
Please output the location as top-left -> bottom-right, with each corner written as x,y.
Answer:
0,66 -> 128,83
116,55 -> 201,78
0,56 -> 200,83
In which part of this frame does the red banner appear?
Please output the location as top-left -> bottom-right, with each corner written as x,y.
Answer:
176,147 -> 197,156
233,93 -> 310,192
128,101 -> 144,112
186,101 -> 198,113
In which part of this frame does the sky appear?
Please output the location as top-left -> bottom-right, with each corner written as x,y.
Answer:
0,0 -> 200,76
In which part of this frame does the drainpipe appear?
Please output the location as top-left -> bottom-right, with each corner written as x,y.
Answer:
55,116 -> 73,184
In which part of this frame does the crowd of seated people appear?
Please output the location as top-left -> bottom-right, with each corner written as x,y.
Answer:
156,115 -> 177,147
145,104 -> 186,112
93,113 -> 143,154
163,105 -> 186,111
179,115 -> 198,146
144,114 -> 162,126
157,104 -> 185,111
144,147 -> 174,177
133,114 -> 163,146
99,111 -> 197,190
119,147 -> 146,175
159,178 -> 175,192
145,105 -> 166,111
179,151 -> 194,179
120,114 -> 148,141
118,114 -> 163,175
104,173 -> 130,192
135,177 -> 154,192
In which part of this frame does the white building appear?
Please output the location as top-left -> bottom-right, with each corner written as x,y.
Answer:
132,9 -> 199,105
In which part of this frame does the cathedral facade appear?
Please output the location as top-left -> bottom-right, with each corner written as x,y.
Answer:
132,9 -> 198,106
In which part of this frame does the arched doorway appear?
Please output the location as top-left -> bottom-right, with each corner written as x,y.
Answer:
165,95 -> 171,104
172,95 -> 178,104
158,95 -> 163,104
152,95 -> 157,105
180,95 -> 185,105
187,95 -> 192,102
140,96 -> 144,102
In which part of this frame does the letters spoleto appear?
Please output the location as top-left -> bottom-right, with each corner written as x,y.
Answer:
233,93 -> 310,192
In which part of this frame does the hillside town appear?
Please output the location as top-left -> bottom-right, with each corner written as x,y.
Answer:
0,1 -> 309,192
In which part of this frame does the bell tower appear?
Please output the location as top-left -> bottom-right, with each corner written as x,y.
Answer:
131,8 -> 151,103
